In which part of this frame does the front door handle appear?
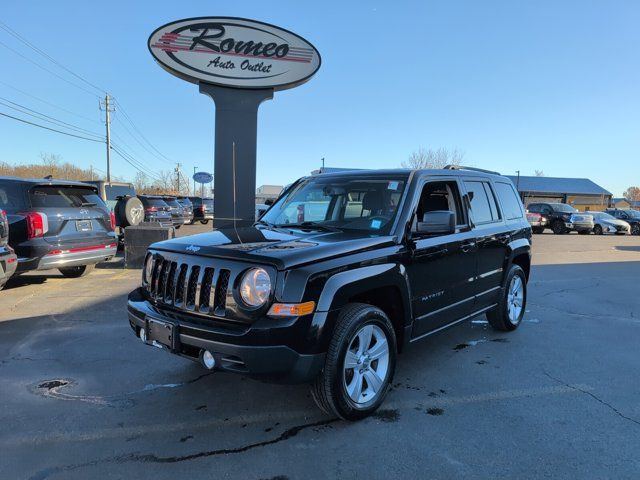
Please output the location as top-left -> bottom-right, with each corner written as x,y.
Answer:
461,241 -> 476,253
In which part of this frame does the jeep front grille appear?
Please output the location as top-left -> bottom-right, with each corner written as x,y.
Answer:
146,255 -> 230,316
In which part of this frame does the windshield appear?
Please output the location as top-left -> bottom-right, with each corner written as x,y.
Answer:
550,203 -> 577,213
592,212 -> 614,220
260,174 -> 408,234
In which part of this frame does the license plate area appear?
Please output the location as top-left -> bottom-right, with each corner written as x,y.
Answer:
75,220 -> 93,232
146,318 -> 176,350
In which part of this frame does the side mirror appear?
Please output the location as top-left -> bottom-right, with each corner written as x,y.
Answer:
416,210 -> 456,235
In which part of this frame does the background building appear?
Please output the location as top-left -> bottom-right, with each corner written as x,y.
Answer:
256,184 -> 283,204
506,176 -> 612,212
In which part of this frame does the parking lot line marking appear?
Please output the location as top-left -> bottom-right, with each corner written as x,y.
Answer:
1,383 -> 592,447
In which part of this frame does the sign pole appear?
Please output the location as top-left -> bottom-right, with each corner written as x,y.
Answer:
199,84 -> 273,229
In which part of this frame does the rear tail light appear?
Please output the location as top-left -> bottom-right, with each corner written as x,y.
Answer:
19,211 -> 48,239
109,211 -> 116,230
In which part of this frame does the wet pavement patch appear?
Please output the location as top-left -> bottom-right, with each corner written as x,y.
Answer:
426,407 -> 444,416
179,435 -> 193,443
373,408 -> 400,423
38,379 -> 69,390
491,338 -> 509,343
453,343 -> 470,351
195,405 -> 207,411
476,360 -> 487,365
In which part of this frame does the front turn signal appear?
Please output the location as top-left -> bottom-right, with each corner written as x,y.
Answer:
267,301 -> 316,317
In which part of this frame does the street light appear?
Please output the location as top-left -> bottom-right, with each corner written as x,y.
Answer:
193,166 -> 197,196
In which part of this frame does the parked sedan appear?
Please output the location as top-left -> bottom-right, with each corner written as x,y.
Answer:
0,177 -> 117,278
589,211 -> 630,235
0,208 -> 17,290
605,209 -> 640,235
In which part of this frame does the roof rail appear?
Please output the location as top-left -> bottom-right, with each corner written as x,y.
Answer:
443,165 -> 501,175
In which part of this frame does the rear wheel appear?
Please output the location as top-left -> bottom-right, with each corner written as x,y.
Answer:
632,224 -> 640,236
487,264 -> 527,331
200,220 -> 209,225
311,303 -> 396,421
593,225 -> 603,235
532,226 -> 544,234
552,220 -> 566,235
59,264 -> 94,278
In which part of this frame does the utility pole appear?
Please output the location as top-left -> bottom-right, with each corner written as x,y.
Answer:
99,94 -> 115,183
175,163 -> 182,194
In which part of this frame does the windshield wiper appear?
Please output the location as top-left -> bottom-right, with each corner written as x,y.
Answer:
275,221 -> 340,232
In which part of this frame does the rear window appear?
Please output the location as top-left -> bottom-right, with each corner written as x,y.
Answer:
29,186 -> 106,209
105,184 -> 135,200
495,182 -> 525,220
140,197 -> 168,207
0,182 -> 25,209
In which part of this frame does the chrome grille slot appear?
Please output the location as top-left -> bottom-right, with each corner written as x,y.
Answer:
199,268 -> 215,312
150,255 -> 163,295
174,264 -> 188,306
186,266 -> 201,310
156,260 -> 169,300
214,269 -> 231,315
164,262 -> 177,303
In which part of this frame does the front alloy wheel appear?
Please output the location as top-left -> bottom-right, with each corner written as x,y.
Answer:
311,303 -> 396,421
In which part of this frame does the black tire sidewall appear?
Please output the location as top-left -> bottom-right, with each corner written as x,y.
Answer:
552,220 -> 565,234
594,225 -> 603,235
330,307 -> 396,420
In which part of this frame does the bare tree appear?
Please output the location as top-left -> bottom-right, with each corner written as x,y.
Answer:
401,147 -> 464,170
534,170 -> 545,177
623,186 -> 640,201
133,171 -> 150,193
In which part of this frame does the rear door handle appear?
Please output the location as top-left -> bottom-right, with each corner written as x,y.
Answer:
461,241 -> 476,253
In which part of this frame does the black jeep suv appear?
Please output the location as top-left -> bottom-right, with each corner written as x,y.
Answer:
0,177 -> 117,277
128,168 -> 531,420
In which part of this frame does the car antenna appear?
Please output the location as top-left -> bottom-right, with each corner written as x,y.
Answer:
232,141 -> 243,246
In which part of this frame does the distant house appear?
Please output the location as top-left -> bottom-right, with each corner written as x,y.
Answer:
611,198 -> 631,209
505,176 -> 612,212
629,200 -> 640,211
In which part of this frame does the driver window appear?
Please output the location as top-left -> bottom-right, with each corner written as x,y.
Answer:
413,181 -> 465,233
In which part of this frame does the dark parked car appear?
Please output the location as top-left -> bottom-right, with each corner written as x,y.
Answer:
162,196 -> 188,229
0,177 -> 117,278
138,195 -> 172,227
0,208 -> 18,290
526,202 -> 593,234
176,197 -> 194,224
605,209 -> 640,235
128,167 -> 531,420
189,196 -> 214,224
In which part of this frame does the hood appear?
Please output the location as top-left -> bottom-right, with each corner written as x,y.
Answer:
150,226 -> 397,270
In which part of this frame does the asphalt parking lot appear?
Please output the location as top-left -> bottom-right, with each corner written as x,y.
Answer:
1,227 -> 639,480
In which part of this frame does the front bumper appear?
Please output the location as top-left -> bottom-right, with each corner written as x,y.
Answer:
127,288 -> 325,383
37,244 -> 117,269
565,222 -> 593,232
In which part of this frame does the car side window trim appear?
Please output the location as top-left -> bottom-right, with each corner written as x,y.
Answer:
462,178 -> 502,226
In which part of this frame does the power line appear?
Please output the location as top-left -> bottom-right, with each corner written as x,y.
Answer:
0,79 -> 102,125
112,99 -> 174,164
0,97 -> 104,139
0,20 -> 106,96
0,111 -> 104,143
111,143 -> 162,180
0,39 -> 99,98
112,115 -> 172,166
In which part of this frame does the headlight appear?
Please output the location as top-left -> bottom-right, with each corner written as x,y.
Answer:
143,254 -> 154,284
239,268 -> 271,307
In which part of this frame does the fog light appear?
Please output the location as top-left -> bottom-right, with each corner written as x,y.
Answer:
139,328 -> 147,343
202,350 -> 216,370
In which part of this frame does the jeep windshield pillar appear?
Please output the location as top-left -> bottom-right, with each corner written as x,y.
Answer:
127,167 -> 532,420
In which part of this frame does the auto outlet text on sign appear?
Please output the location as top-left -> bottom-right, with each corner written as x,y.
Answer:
148,17 -> 321,90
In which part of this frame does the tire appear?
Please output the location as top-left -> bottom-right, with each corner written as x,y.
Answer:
632,224 -> 640,236
552,220 -> 566,235
175,225 -> 181,230
486,264 -> 527,331
114,196 -> 144,228
310,303 -> 396,421
58,264 -> 94,278
593,225 -> 603,235
200,220 -> 209,225
532,226 -> 544,234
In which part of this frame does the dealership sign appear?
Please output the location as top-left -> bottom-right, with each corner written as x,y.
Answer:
193,171 -> 213,184
148,17 -> 321,90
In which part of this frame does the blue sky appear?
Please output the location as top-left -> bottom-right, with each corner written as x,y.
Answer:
1,0 -> 638,196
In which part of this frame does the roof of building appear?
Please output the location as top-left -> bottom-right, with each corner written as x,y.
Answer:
505,176 -> 612,196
